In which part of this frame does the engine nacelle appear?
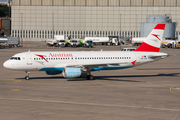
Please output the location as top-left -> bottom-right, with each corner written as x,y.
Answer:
46,70 -> 62,75
63,67 -> 81,78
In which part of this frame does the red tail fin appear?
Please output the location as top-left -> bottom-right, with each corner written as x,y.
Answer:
134,24 -> 166,52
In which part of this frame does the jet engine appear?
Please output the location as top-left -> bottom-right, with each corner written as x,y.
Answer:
62,67 -> 82,78
46,70 -> 62,75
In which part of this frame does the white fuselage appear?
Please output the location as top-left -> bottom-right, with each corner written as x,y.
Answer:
3,51 -> 168,72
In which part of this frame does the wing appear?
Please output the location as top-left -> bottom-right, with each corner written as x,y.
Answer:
54,61 -> 136,71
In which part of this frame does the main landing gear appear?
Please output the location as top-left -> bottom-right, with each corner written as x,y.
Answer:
25,71 -> 30,80
86,71 -> 94,80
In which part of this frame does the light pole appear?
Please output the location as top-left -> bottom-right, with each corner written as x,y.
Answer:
20,13 -> 23,46
120,14 -> 121,39
8,0 -> 10,18
136,14 -> 138,37
52,13 -> 54,39
119,14 -> 121,50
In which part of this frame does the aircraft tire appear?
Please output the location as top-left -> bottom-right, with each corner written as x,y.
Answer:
87,75 -> 94,80
25,76 -> 29,80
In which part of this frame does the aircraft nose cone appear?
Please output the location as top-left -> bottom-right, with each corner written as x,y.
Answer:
3,60 -> 12,69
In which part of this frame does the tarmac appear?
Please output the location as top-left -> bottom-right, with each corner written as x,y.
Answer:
0,42 -> 180,120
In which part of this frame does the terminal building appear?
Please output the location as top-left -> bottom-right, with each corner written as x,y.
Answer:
11,0 -> 180,41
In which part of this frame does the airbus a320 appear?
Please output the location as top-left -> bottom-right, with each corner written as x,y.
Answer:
3,24 -> 168,80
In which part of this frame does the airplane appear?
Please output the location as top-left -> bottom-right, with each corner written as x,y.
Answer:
3,24 -> 168,80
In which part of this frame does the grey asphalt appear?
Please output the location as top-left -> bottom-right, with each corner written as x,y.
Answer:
0,42 -> 180,120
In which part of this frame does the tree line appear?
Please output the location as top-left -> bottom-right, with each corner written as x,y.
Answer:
0,4 -> 11,18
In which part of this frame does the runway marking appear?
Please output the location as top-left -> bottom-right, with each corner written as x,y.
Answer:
174,88 -> 180,90
6,79 -> 22,82
170,84 -> 180,96
11,89 -> 20,92
13,80 -> 22,82
7,79 -> 15,81
0,97 -> 179,112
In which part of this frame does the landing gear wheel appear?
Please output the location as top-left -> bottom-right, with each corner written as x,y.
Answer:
25,71 -> 30,80
87,75 -> 94,80
25,76 -> 29,80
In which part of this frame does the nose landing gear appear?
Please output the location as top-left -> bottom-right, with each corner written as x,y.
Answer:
25,71 -> 30,80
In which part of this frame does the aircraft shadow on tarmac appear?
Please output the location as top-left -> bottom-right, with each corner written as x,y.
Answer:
16,72 -> 180,81
136,68 -> 180,70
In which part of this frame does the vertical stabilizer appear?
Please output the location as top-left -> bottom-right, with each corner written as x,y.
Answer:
134,24 -> 166,52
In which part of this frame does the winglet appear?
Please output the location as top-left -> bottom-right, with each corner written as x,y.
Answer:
134,24 -> 166,52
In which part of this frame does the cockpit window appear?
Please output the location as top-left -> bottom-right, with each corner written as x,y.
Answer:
10,57 -> 21,60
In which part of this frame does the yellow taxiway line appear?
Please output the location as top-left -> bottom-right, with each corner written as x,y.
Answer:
169,84 -> 180,96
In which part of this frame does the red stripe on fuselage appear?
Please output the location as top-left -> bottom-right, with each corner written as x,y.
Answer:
35,54 -> 49,62
154,24 -> 166,30
134,42 -> 160,52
